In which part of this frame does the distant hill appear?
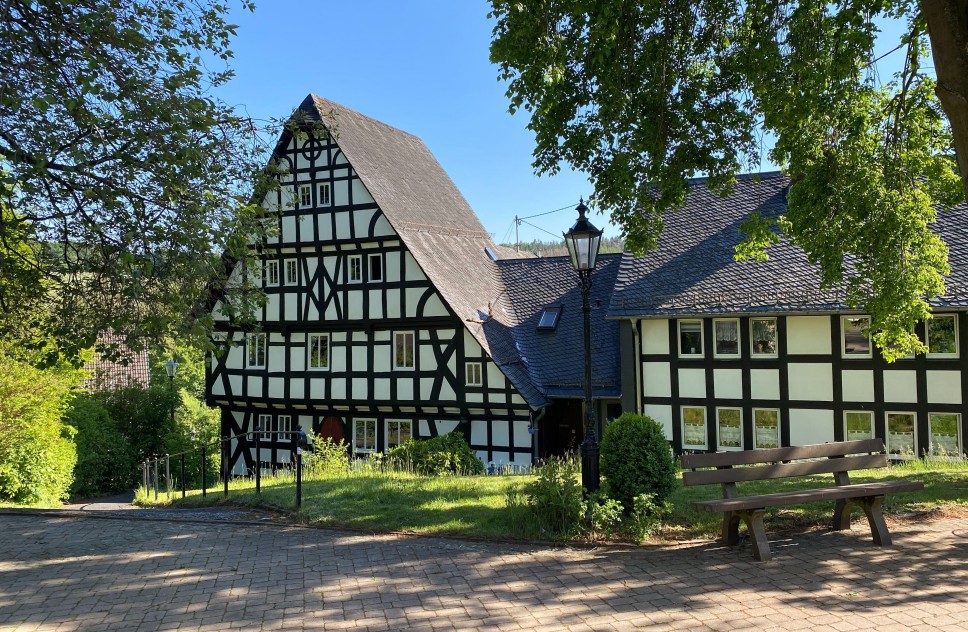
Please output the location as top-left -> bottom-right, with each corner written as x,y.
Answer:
498,236 -> 625,258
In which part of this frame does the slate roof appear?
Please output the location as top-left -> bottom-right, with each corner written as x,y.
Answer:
84,330 -> 150,391
492,254 -> 623,402
607,171 -> 968,318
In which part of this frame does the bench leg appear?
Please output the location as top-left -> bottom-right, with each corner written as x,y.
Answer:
833,499 -> 855,531
741,510 -> 771,562
722,511 -> 741,545
861,495 -> 892,546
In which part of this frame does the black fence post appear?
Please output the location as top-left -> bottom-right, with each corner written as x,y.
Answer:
255,430 -> 261,495
295,449 -> 302,509
201,445 -> 207,497
165,455 -> 171,499
180,453 -> 186,498
153,459 -> 159,500
223,436 -> 229,498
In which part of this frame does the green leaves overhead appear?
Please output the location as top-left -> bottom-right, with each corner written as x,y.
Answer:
490,0 -> 965,359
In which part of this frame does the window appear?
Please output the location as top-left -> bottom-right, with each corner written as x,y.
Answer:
929,413 -> 961,456
353,419 -> 377,454
300,185 -> 311,207
713,319 -> 740,357
318,182 -> 331,206
845,411 -> 874,442
394,332 -> 415,369
717,408 -> 742,450
348,254 -> 362,283
750,318 -> 778,357
927,315 -> 958,357
264,260 -> 280,285
246,333 -> 266,368
277,415 -> 292,441
257,413 -> 272,441
466,362 -> 483,386
537,306 -> 562,330
308,334 -> 330,370
368,253 -> 383,282
681,406 -> 706,449
386,420 -> 413,451
753,409 -> 779,449
886,412 -> 917,458
285,259 -> 298,285
842,316 -> 872,357
678,320 -> 703,357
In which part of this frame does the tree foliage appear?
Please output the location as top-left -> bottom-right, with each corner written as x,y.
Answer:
490,0 -> 967,359
0,0 -> 269,362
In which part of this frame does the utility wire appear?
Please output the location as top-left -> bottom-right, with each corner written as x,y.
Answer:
518,218 -> 563,240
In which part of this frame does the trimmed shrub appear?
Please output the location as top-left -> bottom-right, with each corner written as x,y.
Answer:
600,412 -> 677,510
67,395 -> 137,498
387,432 -> 484,475
524,454 -> 583,537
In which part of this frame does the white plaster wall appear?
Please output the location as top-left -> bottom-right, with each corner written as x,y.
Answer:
750,369 -> 780,400
788,408 -> 834,445
788,363 -> 833,401
787,316 -> 832,355
330,378 -> 346,400
678,368 -> 706,399
713,368 -> 742,399
492,420 -> 510,447
513,420 -> 531,449
352,179 -> 375,204
642,319 -> 669,354
927,370 -> 962,404
334,211 -> 351,239
883,370 -> 918,403
268,377 -> 284,399
435,420 -> 460,436
642,362 -> 671,397
471,419 -> 487,445
643,404 -> 673,439
842,370 -> 875,402
374,378 -> 390,400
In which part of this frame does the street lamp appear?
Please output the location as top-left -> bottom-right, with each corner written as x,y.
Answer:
164,359 -> 179,428
563,198 -> 603,493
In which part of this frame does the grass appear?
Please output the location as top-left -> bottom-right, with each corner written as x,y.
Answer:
136,457 -> 968,543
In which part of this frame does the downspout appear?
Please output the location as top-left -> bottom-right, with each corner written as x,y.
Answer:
631,318 -> 642,414
530,407 -> 546,466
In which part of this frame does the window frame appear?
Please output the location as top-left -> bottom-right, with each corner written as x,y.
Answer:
537,305 -> 563,331
318,182 -> 332,207
928,412 -> 962,457
844,410 -> 875,442
466,362 -> 483,386
680,406 -> 707,450
277,415 -> 292,442
885,411 -> 917,459
264,259 -> 280,286
257,413 -> 272,441
393,331 -> 416,370
352,418 -> 377,454
299,184 -> 311,207
385,419 -> 413,452
368,253 -> 384,282
750,317 -> 778,358
926,314 -> 959,358
752,408 -> 780,449
842,315 -> 873,358
284,259 -> 298,285
347,254 -> 363,283
246,333 -> 266,369
677,319 -> 704,358
308,333 -> 330,371
712,318 -> 741,359
716,407 -> 743,451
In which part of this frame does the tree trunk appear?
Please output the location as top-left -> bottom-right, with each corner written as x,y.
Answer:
923,0 -> 968,202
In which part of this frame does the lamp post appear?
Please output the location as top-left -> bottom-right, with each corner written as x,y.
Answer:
563,198 -> 603,494
164,359 -> 179,429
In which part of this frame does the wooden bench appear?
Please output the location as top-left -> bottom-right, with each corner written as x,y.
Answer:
681,439 -> 924,561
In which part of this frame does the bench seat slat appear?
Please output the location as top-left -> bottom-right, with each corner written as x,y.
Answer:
682,453 -> 888,486
681,439 -> 884,469
691,480 -> 925,513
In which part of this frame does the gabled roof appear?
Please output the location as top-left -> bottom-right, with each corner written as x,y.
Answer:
608,171 -> 968,318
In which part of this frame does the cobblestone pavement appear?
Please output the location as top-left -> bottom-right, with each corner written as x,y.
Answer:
1,511 -> 967,631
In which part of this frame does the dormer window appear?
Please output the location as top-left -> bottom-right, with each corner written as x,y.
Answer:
537,306 -> 562,331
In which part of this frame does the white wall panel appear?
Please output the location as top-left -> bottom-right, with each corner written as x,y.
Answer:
512,451 -> 532,467
374,378 -> 390,400
330,378 -> 346,400
405,288 -> 424,317
678,368 -> 707,399
290,346 -> 305,372
642,362 -> 671,397
334,211 -> 351,239
788,363 -> 833,401
268,378 -> 285,399
750,369 -> 780,400
643,404 -> 673,439
246,376 -> 263,396
487,363 -> 505,386
842,370 -> 875,402
419,420 -> 431,437
787,316 -> 832,355
309,378 -> 325,400
642,319 -> 670,354
266,294 -> 280,321
346,290 -> 363,319
331,346 -> 346,372
372,214 -> 394,237
385,253 -> 401,283
471,419 -> 487,445
490,451 -> 509,465
334,180 -> 349,207
351,345 -> 367,371
513,421 -> 531,448
374,346 -> 391,372
420,377 -> 435,400
268,346 -> 285,373
282,216 -> 297,242
492,420 -> 510,447
285,293 -> 297,318
713,369 -> 742,399
927,370 -> 962,404
351,377 -> 367,400
316,215 -> 332,241
290,380 -> 304,400
883,370 -> 918,403
212,379 -> 224,396
404,253 -> 424,281
229,374 -> 242,396
368,289 -> 383,319
436,420 -> 459,435
423,293 -> 448,317
351,179 -> 374,204
396,378 -> 413,400
789,408 -> 834,446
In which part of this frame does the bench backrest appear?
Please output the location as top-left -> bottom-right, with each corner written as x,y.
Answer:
681,439 -> 887,487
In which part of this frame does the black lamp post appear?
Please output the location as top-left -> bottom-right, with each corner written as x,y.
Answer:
563,198 -> 603,493
164,359 -> 179,429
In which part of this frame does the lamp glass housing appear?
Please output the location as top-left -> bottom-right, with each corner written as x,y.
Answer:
563,201 -> 603,272
164,359 -> 179,378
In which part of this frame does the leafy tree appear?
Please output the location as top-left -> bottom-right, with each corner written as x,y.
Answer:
490,0 -> 967,359
0,0 -> 270,363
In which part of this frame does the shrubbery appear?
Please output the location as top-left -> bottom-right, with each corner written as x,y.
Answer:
600,412 -> 677,509
518,454 -> 584,537
387,432 -> 484,475
307,436 -> 350,477
68,395 -> 137,498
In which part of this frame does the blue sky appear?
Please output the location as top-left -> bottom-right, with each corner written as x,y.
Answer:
214,1 -> 913,244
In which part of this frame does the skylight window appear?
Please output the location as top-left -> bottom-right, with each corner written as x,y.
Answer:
537,306 -> 562,330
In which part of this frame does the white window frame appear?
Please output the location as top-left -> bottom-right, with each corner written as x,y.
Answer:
752,408 -> 780,449
352,418 -> 377,454
264,260 -> 280,286
681,406 -> 707,450
318,182 -> 331,207
299,184 -> 311,207
347,254 -> 363,283
678,319 -> 704,358
284,259 -> 298,285
277,415 -> 292,441
394,331 -> 415,370
842,315 -> 873,358
385,419 -> 413,452
928,412 -> 962,457
844,410 -> 875,442
713,318 -> 741,359
750,317 -> 778,358
885,411 -> 917,459
257,413 -> 272,441
716,407 -> 743,451
368,253 -> 384,282
466,362 -> 483,386
926,314 -> 959,358
246,333 -> 266,368
308,333 -> 330,371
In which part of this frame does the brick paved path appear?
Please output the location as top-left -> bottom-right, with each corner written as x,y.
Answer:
1,512 -> 967,631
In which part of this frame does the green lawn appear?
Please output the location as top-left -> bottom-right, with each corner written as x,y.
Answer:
136,458 -> 968,542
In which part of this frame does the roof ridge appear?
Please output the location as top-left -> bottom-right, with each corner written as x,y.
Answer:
308,94 -> 422,142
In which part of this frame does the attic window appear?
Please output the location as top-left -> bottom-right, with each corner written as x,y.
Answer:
537,306 -> 562,331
